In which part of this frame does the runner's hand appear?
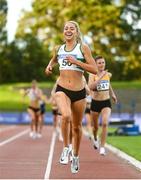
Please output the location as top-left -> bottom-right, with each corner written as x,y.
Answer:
112,94 -> 118,104
45,65 -> 52,75
66,55 -> 77,65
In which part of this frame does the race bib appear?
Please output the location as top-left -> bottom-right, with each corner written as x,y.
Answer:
58,54 -> 79,70
97,80 -> 109,91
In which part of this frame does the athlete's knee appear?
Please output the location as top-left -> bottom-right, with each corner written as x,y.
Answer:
94,125 -> 98,131
61,112 -> 71,123
102,122 -> 108,128
73,124 -> 82,134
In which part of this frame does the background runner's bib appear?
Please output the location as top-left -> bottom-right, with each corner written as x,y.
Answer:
95,74 -> 110,91
57,43 -> 85,72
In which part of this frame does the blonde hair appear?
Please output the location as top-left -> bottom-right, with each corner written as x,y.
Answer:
65,21 -> 83,43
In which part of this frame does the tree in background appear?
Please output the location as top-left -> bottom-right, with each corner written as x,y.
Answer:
0,0 -> 141,82
15,0 -> 141,81
120,0 -> 141,80
15,34 -> 52,82
0,0 -> 7,44
0,0 -> 8,83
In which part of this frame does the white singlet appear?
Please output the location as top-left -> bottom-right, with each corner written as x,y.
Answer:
57,43 -> 85,72
28,88 -> 39,101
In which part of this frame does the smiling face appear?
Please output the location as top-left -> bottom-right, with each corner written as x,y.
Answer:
96,58 -> 106,71
63,22 -> 78,41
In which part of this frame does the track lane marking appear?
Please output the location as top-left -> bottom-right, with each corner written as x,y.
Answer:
0,129 -> 29,146
106,143 -> 141,171
44,132 -> 57,180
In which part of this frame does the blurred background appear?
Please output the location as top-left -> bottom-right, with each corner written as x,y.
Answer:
1,0 -> 141,82
0,0 -> 141,121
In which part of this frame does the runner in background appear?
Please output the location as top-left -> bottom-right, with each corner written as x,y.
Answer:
88,56 -> 117,155
38,92 -> 48,138
23,80 -> 42,139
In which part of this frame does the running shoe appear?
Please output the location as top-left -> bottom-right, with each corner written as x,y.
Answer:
37,133 -> 42,138
71,155 -> 79,173
69,154 -> 73,162
99,147 -> 106,156
29,131 -> 36,139
93,139 -> 99,149
59,147 -> 69,165
68,144 -> 72,152
29,131 -> 34,138
68,144 -> 72,162
32,132 -> 37,139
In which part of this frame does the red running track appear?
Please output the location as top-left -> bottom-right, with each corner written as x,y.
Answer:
0,125 -> 141,179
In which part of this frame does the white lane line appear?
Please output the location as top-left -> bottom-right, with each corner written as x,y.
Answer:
106,143 -> 141,171
0,129 -> 29,146
44,132 -> 57,180
0,125 -> 16,132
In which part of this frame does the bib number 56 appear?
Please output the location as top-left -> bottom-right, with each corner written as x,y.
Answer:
62,59 -> 72,66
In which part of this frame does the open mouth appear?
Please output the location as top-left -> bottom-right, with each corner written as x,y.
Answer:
65,32 -> 73,37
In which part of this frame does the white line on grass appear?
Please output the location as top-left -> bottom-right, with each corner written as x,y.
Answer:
82,128 -> 141,171
0,129 -> 29,146
44,132 -> 57,180
106,143 -> 141,171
